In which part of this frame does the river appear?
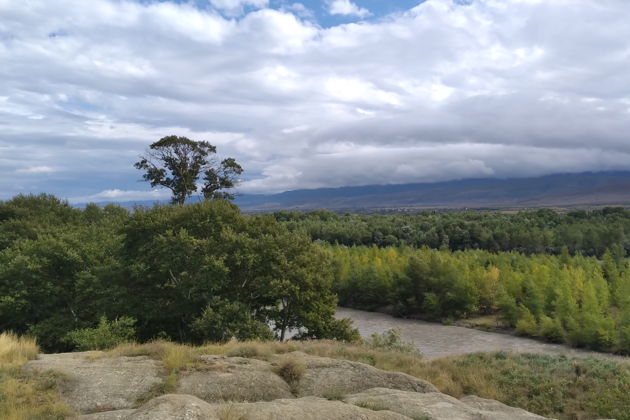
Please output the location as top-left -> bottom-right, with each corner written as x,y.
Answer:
336,307 -> 628,361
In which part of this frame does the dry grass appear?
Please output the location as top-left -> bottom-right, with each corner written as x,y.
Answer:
102,338 -> 423,376
0,332 -> 74,419
354,399 -> 389,411
416,352 -> 630,420
274,358 -> 305,385
0,333 -> 38,368
217,402 -> 247,420
95,339 -> 196,371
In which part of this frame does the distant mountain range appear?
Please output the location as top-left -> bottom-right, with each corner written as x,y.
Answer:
232,172 -> 630,212
84,172 -> 630,212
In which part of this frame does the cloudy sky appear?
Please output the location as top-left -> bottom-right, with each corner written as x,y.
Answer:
1,0 -> 630,203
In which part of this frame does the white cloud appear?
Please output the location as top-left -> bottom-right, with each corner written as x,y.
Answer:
68,189 -> 171,204
15,166 -> 58,174
1,0 -> 630,200
209,0 -> 268,16
327,0 -> 371,18
282,3 -> 313,19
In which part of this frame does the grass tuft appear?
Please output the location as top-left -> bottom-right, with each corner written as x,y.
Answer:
274,358 -> 305,385
0,333 -> 38,368
218,402 -> 247,420
355,399 -> 389,411
226,342 -> 273,359
321,388 -> 345,401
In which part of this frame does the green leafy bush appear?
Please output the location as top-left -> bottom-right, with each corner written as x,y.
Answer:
192,298 -> 273,343
65,316 -> 136,350
365,328 -> 418,354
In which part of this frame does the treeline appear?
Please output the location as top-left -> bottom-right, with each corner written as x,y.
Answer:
274,208 -> 630,257
0,194 -> 356,352
331,245 -> 630,353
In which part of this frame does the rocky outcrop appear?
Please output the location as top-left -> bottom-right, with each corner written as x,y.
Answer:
345,388 -> 548,419
274,352 -> 437,397
79,409 -> 136,420
25,352 -> 162,413
176,355 -> 294,402
27,350 -> 553,419
124,394 -> 408,420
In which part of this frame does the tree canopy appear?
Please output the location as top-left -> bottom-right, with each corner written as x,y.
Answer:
0,195 -> 357,351
134,135 -> 243,205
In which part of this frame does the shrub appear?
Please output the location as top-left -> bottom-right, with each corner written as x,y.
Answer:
64,316 -> 136,351
538,316 -> 565,343
192,298 -> 274,343
300,317 -> 361,342
365,329 -> 418,354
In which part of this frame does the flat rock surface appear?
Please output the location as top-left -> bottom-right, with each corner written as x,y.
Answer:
127,394 -> 409,420
216,396 -> 409,420
79,409 -> 136,420
345,388 -> 551,420
275,351 -> 437,397
126,394 -> 218,420
176,355 -> 294,403
25,352 -> 162,414
460,395 -> 549,419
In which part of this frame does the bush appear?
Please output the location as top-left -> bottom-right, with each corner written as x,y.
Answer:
192,298 -> 274,343
365,328 -> 418,354
538,316 -> 565,343
64,316 -> 136,351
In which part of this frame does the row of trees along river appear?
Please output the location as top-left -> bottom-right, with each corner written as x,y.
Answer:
275,210 -> 630,353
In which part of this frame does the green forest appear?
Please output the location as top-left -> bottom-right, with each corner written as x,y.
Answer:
0,194 -> 357,352
2,194 -> 630,353
276,209 -> 630,352
274,208 -> 630,256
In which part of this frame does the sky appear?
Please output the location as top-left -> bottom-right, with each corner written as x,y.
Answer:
1,0 -> 630,203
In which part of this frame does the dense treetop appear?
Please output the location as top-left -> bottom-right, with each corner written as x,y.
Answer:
0,194 -> 355,351
273,208 -> 630,257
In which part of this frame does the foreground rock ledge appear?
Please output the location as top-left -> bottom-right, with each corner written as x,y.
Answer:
26,351 -> 553,420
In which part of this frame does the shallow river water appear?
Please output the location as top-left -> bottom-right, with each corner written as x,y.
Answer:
336,307 -> 628,361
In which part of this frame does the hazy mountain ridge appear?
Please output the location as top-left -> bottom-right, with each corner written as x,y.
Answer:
233,172 -> 630,211
82,172 -> 630,211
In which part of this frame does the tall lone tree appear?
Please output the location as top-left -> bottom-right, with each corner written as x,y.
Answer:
134,135 -> 243,205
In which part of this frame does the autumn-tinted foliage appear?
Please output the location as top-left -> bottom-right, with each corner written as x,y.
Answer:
330,244 -> 630,353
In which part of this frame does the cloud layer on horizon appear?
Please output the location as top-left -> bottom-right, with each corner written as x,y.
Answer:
1,0 -> 630,201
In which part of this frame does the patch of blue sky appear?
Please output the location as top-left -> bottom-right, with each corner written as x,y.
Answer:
141,0 -> 427,26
